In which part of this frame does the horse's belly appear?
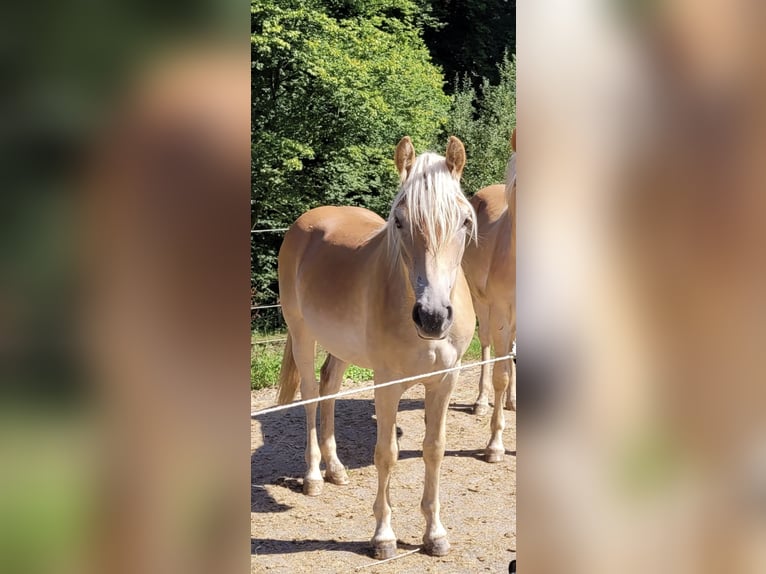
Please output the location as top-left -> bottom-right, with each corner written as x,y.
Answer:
300,306 -> 373,368
289,231 -> 378,367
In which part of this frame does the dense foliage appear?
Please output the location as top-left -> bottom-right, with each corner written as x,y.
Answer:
444,53 -> 515,195
424,0 -> 516,93
252,0 -> 515,330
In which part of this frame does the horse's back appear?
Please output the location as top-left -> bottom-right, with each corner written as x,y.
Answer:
290,205 -> 385,244
471,184 -> 508,225
279,205 -> 384,269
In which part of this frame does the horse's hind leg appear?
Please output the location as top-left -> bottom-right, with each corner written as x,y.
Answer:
421,372 -> 457,556
291,329 -> 324,495
319,354 -> 349,486
473,301 -> 492,416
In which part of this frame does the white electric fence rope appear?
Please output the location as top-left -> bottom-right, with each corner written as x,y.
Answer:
250,353 -> 515,418
354,547 -> 422,570
251,228 -> 290,234
251,337 -> 289,346
251,304 -> 282,310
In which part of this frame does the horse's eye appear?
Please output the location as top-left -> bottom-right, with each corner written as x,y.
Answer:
463,217 -> 471,228
395,217 -> 402,229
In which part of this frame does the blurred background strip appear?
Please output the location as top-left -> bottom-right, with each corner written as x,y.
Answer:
0,1 -> 250,574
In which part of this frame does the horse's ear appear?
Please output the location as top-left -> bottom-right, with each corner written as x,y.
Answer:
511,127 -> 516,152
445,136 -> 466,179
395,136 -> 416,182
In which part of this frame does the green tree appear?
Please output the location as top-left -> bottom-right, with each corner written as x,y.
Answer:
251,0 -> 450,326
443,53 -> 515,196
423,0 -> 515,93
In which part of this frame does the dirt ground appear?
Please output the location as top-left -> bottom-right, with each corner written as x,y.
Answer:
251,364 -> 516,573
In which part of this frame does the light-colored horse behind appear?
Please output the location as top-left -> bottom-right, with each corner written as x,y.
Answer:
276,137 -> 476,559
461,129 -> 516,462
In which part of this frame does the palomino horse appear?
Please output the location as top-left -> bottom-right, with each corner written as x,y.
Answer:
276,136 -> 476,559
461,129 -> 516,462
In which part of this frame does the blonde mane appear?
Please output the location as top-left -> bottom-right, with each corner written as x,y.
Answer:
505,152 -> 516,206
386,152 -> 476,265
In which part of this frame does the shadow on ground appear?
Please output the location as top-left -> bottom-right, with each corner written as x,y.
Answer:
251,396 -> 422,513
251,537 -> 421,557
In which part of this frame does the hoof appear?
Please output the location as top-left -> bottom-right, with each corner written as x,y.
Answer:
485,447 -> 504,463
424,537 -> 450,557
371,540 -> 397,560
303,478 -> 324,496
473,403 -> 489,416
324,467 -> 349,486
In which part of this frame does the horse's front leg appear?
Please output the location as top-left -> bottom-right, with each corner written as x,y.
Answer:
504,310 -> 517,411
371,380 -> 404,560
473,301 -> 492,416
504,350 -> 517,411
422,372 -> 457,556
487,317 -> 513,462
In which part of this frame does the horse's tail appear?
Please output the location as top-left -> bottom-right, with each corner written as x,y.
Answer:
276,332 -> 300,405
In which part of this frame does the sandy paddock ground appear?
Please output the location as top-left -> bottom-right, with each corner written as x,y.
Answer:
251,364 -> 516,573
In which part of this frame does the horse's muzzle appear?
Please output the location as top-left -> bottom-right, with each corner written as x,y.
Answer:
412,302 -> 453,339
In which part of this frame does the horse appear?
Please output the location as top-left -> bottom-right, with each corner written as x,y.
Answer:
275,136 -> 477,559
461,129 -> 516,462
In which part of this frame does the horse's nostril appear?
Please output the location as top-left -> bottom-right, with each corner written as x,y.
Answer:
445,305 -> 453,322
412,303 -> 423,327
